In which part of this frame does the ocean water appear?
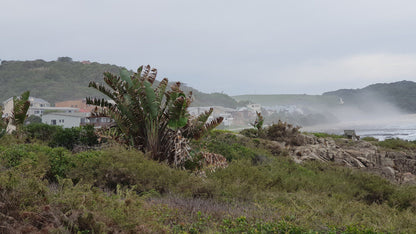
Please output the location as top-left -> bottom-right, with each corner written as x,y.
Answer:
357,128 -> 416,141
302,114 -> 416,141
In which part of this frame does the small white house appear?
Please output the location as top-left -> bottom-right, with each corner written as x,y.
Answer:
42,112 -> 89,128
246,103 -> 262,113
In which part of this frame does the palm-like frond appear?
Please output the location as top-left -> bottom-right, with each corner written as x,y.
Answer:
12,91 -> 30,126
183,108 -> 223,140
86,65 -> 220,167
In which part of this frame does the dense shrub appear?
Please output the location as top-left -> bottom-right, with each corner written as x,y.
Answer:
49,125 -> 98,150
361,136 -> 379,142
24,123 -> 99,150
377,138 -> 416,150
0,143 -> 73,182
310,132 -> 344,139
192,131 -> 272,161
24,123 -> 61,142
67,147 -> 190,194
239,128 -> 259,138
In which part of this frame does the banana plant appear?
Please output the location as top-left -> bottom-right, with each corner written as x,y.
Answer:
87,65 -> 222,165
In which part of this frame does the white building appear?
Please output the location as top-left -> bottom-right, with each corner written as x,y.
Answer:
42,112 -> 89,128
246,103 -> 262,113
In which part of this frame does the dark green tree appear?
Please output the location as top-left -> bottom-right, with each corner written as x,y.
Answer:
57,57 -> 73,62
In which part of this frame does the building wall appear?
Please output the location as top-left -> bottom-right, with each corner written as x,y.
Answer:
2,98 -> 13,117
42,114 -> 84,128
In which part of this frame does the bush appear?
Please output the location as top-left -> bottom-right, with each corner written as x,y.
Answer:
362,136 -> 379,142
377,138 -> 416,150
68,147 -> 189,194
192,131 -> 271,161
0,143 -> 74,182
266,120 -> 301,144
24,123 -> 62,142
239,128 -> 259,138
49,125 -> 98,150
311,132 -> 344,139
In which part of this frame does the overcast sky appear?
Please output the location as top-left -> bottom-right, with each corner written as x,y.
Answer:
2,0 -> 416,95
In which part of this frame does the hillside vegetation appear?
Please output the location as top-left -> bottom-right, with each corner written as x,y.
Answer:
0,58 -> 240,107
233,81 -> 416,114
323,80 -> 416,113
233,94 -> 340,107
1,129 -> 416,233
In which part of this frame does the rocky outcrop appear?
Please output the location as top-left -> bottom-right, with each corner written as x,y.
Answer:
287,135 -> 416,184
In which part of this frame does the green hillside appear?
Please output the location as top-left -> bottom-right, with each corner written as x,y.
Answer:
233,94 -> 340,107
0,58 -> 122,103
0,58 -> 239,107
323,80 -> 416,113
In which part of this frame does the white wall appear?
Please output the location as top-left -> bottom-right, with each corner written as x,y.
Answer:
42,114 -> 84,128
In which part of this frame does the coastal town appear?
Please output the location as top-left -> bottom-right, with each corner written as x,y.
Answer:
1,96 -> 271,130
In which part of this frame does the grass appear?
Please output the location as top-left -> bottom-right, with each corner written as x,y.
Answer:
377,138 -> 416,150
1,132 -> 416,232
307,132 -> 345,139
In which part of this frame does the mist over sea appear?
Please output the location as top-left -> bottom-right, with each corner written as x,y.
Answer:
302,114 -> 416,141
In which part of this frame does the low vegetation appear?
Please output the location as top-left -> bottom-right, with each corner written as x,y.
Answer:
1,67 -> 416,232
1,131 -> 416,232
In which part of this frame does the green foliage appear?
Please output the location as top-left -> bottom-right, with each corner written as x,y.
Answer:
87,65 -> 222,166
67,147 -> 189,193
311,132 -> 344,139
251,111 -> 264,131
0,143 -> 73,181
0,59 -> 123,103
323,80 -> 416,113
239,128 -> 259,138
57,56 -> 73,62
12,90 -> 30,127
24,122 -> 61,142
24,115 -> 42,124
233,94 -> 340,107
192,130 -> 275,162
1,130 -> 416,232
188,90 -> 241,108
377,138 -> 416,150
361,136 -> 379,142
0,140 -> 415,232
46,147 -> 73,181
266,120 -> 300,141
48,125 -> 98,150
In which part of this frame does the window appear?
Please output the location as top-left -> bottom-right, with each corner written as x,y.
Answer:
51,120 -> 56,125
